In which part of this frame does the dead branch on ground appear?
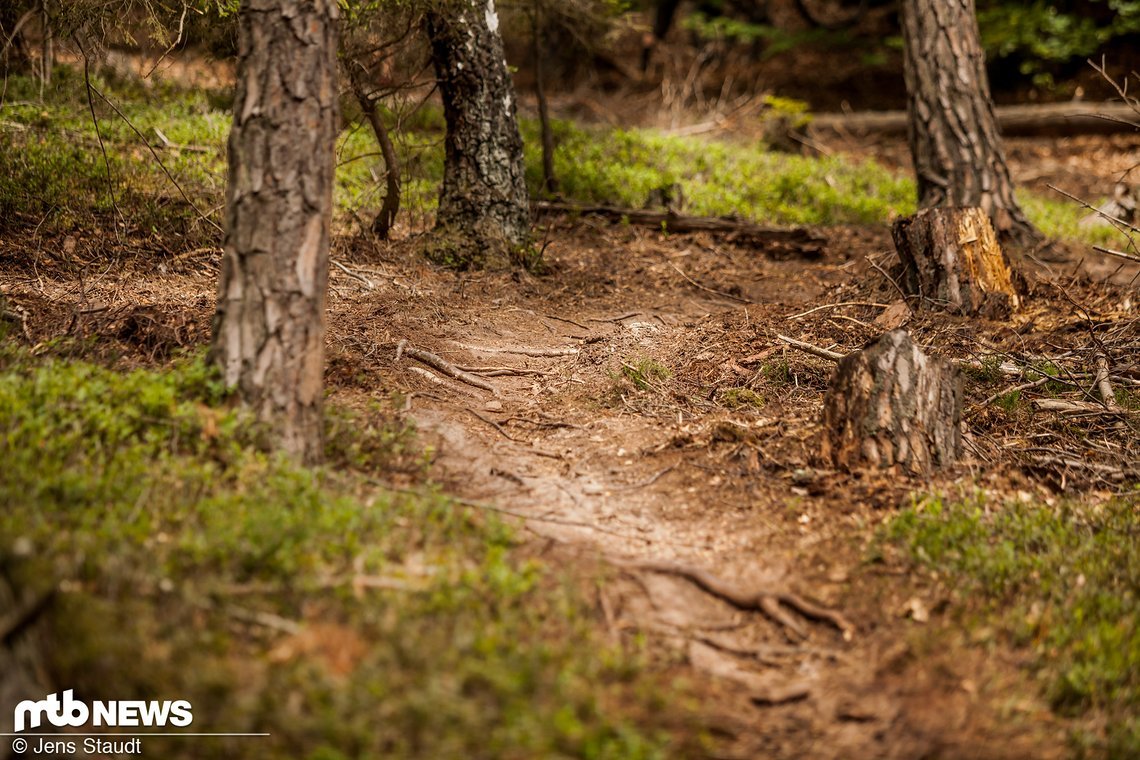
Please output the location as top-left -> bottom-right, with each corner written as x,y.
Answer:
533,202 -> 826,254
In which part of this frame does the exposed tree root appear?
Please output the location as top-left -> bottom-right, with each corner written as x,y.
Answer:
401,345 -> 500,395
616,559 -> 856,641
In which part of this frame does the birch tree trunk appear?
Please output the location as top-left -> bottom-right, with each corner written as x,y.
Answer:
211,0 -> 339,465
426,0 -> 531,269
901,0 -> 1040,249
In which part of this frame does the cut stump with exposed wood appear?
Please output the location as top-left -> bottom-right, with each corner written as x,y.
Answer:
821,329 -> 963,475
891,207 -> 1020,318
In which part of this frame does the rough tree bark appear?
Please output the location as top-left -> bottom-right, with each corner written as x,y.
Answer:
900,0 -> 1040,248
821,329 -> 963,474
425,0 -> 531,269
892,206 -> 1020,317
211,0 -> 338,465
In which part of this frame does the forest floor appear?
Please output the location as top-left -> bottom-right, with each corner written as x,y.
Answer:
3,166 -> 1137,757
3,56 -> 1140,756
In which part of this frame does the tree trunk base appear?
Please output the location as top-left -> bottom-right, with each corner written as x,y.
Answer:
821,329 -> 963,474
892,207 -> 1020,318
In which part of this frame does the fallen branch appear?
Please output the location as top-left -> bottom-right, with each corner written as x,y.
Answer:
464,407 -> 527,442
776,334 -> 845,362
1032,398 -> 1128,416
402,346 -> 499,395
810,101 -> 1140,137
455,364 -> 552,377
331,259 -> 375,289
151,127 -> 212,154
1096,354 -> 1120,410
458,343 -> 579,357
668,261 -> 754,303
588,312 -> 641,323
971,376 -> 1050,412
406,366 -> 454,389
786,301 -> 890,320
224,604 -> 302,636
533,201 -> 825,253
1092,245 -> 1140,265
615,559 -> 855,641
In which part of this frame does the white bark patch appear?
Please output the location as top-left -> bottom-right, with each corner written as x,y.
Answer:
295,214 -> 323,298
485,0 -> 499,33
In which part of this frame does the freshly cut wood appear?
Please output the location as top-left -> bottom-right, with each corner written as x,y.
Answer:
821,329 -> 963,474
891,207 -> 1020,317
809,102 -> 1140,137
533,202 -> 825,254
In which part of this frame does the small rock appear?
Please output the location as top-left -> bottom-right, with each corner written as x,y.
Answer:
902,596 -> 929,623
791,468 -> 814,485
484,400 -> 503,411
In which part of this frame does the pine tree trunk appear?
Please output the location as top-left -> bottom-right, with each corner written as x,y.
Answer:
892,206 -> 1020,317
821,329 -> 963,475
901,0 -> 1039,249
211,0 -> 338,465
426,0 -> 531,269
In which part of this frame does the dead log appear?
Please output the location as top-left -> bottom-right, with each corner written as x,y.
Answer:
821,329 -> 963,474
809,101 -> 1140,137
891,207 -> 1020,317
532,201 -> 826,256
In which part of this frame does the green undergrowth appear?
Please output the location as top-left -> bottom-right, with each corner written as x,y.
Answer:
521,119 -> 914,226
883,492 -> 1140,757
0,66 -> 1123,249
0,342 -> 701,759
0,66 -> 228,243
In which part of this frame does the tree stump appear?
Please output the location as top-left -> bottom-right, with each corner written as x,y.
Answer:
821,329 -> 962,474
891,207 -> 1020,318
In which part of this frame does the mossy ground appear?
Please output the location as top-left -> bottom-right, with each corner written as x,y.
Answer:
0,342 -> 703,758
882,493 -> 1140,757
0,67 -> 1120,247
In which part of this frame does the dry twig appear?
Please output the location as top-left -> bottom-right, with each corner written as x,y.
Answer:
776,334 -> 845,362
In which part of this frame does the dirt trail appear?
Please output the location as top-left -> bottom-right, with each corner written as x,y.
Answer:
321,222 -> 1070,759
